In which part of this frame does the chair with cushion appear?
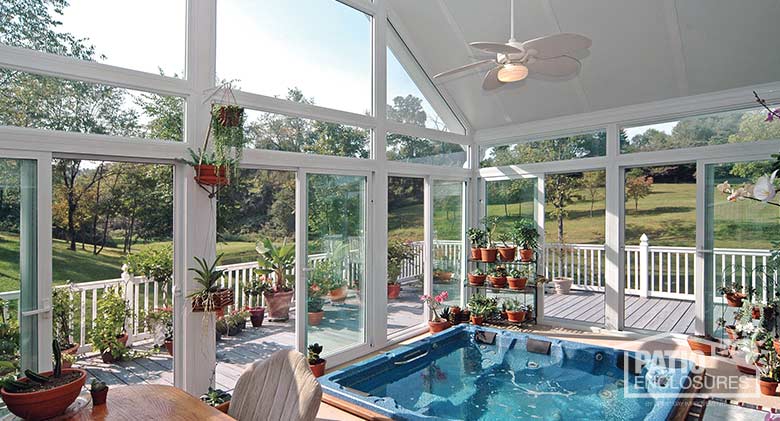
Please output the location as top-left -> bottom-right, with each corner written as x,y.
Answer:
221,349 -> 322,421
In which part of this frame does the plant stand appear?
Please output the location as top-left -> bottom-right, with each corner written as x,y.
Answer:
466,254 -> 540,327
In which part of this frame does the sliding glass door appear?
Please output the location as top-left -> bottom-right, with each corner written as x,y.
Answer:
304,172 -> 367,355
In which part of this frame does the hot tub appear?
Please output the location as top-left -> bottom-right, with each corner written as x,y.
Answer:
320,325 -> 694,420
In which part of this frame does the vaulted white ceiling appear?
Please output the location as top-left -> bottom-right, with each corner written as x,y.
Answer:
387,0 -> 780,132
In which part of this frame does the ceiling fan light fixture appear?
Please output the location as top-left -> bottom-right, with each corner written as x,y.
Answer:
497,63 -> 528,82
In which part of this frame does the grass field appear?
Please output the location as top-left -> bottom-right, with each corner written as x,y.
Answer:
1,182 -> 778,293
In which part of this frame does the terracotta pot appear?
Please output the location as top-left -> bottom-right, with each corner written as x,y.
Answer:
480,248 -> 498,263
164,339 -> 173,356
194,164 -> 229,186
437,271 -> 453,281
725,292 -> 746,308
519,248 -> 534,262
752,306 -> 761,320
686,336 -> 714,356
1,368 -> 87,421
248,307 -> 265,327
470,248 -> 482,260
428,320 -> 450,334
468,273 -> 486,286
774,338 -> 780,356
91,387 -> 108,406
508,277 -> 527,290
328,286 -> 347,302
498,247 -> 516,262
309,360 -> 326,377
553,277 -> 573,294
308,311 -> 325,326
506,310 -> 527,323
263,290 -> 294,321
387,283 -> 401,299
760,378 -> 778,396
488,276 -> 507,288
470,315 -> 484,326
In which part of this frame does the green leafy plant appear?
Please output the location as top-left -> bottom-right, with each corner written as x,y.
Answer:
307,343 -> 324,365
52,284 -> 77,350
243,276 -> 271,297
481,216 -> 500,248
126,245 -> 173,302
468,294 -> 498,317
144,308 -> 173,342
187,254 -> 226,312
387,241 -> 415,285
497,232 -> 512,248
503,298 -> 525,312
307,296 -> 325,313
90,286 -> 130,359
508,267 -> 525,278
470,268 -> 485,276
255,238 -> 295,293
488,266 -> 508,278
200,387 -> 232,407
512,218 -> 539,250
310,259 -> 343,292
181,147 -> 219,166
210,102 -> 247,176
467,228 -> 486,248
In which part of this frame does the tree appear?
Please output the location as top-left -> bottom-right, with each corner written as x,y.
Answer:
625,174 -> 654,212
53,160 -> 110,251
582,171 -> 605,217
546,174 -> 582,245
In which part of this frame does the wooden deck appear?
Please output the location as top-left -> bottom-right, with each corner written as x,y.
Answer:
544,290 -> 695,334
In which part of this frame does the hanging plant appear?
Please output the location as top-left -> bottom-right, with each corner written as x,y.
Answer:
210,103 -> 246,176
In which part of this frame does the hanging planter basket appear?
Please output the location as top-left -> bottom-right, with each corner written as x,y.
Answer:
217,105 -> 244,128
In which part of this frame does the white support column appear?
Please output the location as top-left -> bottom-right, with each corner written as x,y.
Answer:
174,0 -> 216,395
371,0 -> 389,348
638,234 -> 650,298
535,176 -> 546,324
604,123 -> 624,331
294,170 -> 308,353
423,176 -> 433,322
694,162 -> 710,336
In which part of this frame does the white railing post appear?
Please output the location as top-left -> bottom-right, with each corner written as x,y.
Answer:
639,234 -> 650,298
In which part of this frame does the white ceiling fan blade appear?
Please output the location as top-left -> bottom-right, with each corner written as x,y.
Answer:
469,42 -> 522,55
433,60 -> 495,79
482,67 -> 504,91
526,56 -> 581,77
522,33 -> 591,59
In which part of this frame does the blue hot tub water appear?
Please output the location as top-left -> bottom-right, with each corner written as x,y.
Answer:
320,325 -> 693,421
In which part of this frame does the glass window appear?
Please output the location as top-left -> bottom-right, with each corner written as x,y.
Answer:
622,107 -> 778,154
0,69 -> 184,141
244,108 -> 370,158
480,130 -> 606,167
387,47 -> 460,132
433,180 -> 464,307
386,133 -> 467,167
387,177 -> 424,336
217,0 -> 372,114
306,173 -> 367,355
622,164 -> 695,333
486,179 -> 537,237
543,170 -> 606,325
1,0 -> 185,76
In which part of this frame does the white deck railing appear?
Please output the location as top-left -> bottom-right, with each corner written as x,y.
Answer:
544,234 -> 775,302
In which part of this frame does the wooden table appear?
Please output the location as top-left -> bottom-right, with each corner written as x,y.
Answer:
65,385 -> 234,420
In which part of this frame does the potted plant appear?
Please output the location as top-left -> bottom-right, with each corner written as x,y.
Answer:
0,341 -> 87,420
200,387 -> 232,413
90,379 -> 108,405
513,218 -> 538,262
188,255 -> 234,313
307,296 -> 326,326
308,343 -> 326,377
467,228 -> 486,260
421,291 -> 450,334
433,265 -> 454,283
504,299 -> 527,323
255,238 -> 295,321
468,268 -> 487,286
496,233 -> 516,262
480,217 -> 499,262
468,294 -> 497,326
52,285 -> 79,358
210,99 -> 247,178
718,283 -> 748,308
488,266 -> 508,289
144,308 -> 173,356
388,241 -> 414,299
243,277 -> 268,327
182,147 -> 231,187
230,309 -> 249,331
90,286 -> 130,364
507,268 -> 527,290
312,260 -> 346,303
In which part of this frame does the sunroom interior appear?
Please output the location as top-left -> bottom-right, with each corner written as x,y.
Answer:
2,0 -> 780,419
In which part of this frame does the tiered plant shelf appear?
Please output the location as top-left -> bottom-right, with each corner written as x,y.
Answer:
466,257 -> 539,326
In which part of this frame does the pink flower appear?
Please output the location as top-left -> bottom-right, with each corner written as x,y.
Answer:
420,294 -> 430,302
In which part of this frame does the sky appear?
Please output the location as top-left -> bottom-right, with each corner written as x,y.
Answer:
56,0 -> 442,128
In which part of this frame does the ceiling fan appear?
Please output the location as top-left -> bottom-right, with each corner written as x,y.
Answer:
433,0 -> 592,90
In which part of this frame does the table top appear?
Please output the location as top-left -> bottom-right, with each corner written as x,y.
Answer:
65,385 -> 234,421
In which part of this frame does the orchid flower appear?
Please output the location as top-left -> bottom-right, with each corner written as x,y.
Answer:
753,170 -> 778,202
